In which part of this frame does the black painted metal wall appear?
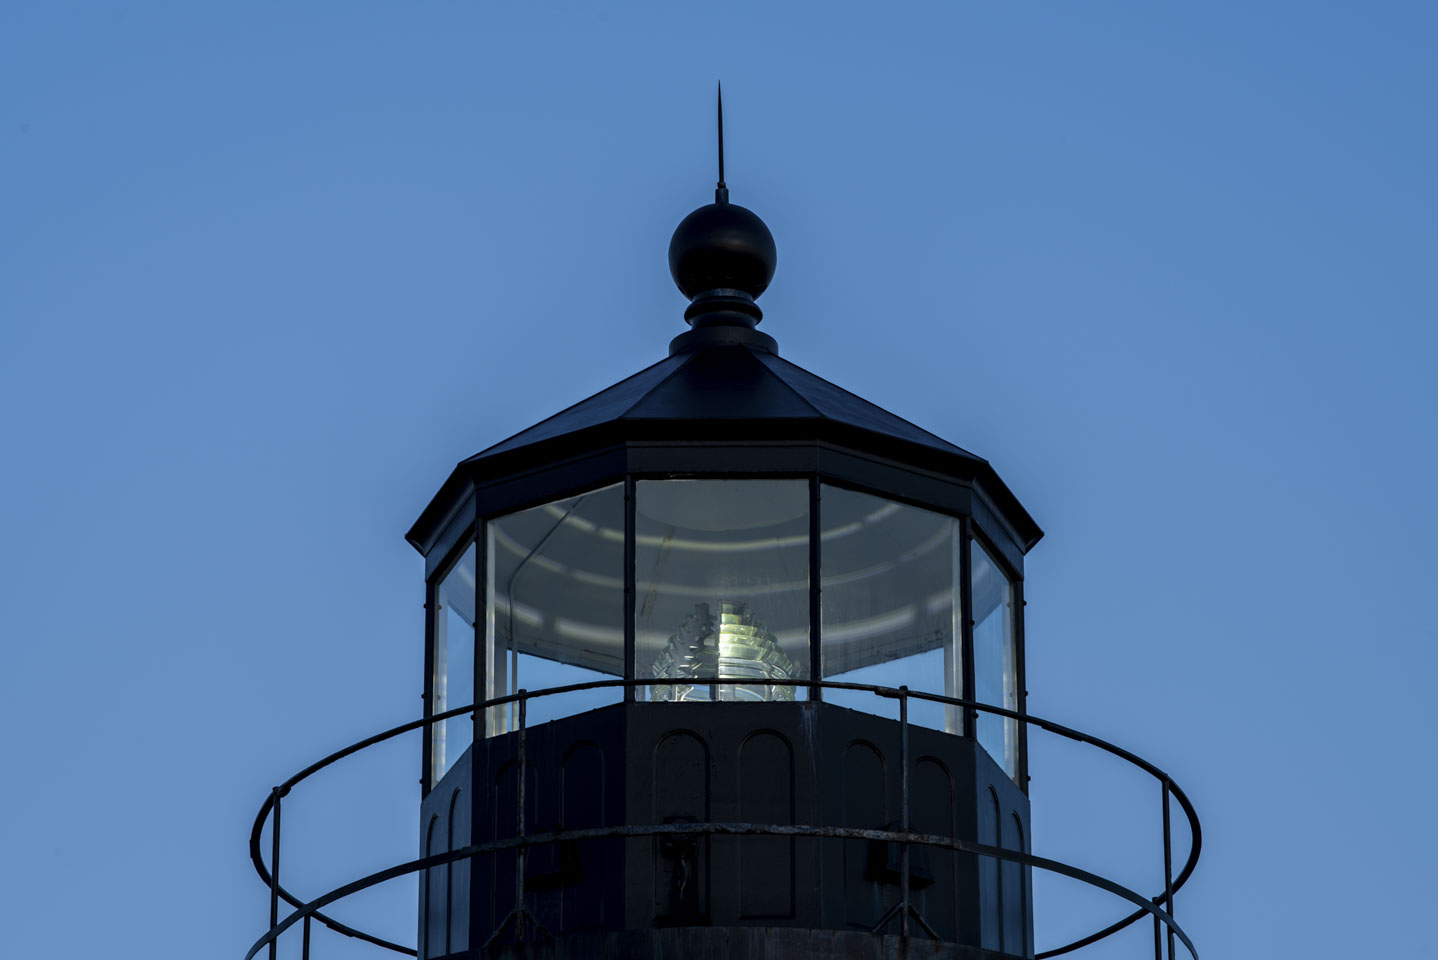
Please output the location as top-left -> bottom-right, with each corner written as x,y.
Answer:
418,701 -> 1031,959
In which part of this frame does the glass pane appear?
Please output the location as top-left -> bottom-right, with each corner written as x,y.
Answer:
486,484 -> 625,734
972,538 -> 1018,778
635,480 -> 809,701
432,542 -> 477,783
821,486 -> 960,732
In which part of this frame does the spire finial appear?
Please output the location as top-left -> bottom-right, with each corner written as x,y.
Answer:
716,81 -> 728,204
666,83 -> 778,354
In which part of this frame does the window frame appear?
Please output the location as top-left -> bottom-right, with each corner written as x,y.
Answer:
969,524 -> 1027,785
425,532 -> 480,791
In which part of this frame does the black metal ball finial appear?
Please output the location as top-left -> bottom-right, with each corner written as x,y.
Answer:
668,202 -> 777,302
666,84 -> 779,356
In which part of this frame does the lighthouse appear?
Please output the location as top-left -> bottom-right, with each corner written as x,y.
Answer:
247,114 -> 1201,960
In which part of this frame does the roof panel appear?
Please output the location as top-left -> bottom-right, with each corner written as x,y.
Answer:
466,345 -> 984,465
470,352 -> 691,460
753,352 -> 980,461
622,345 -> 821,421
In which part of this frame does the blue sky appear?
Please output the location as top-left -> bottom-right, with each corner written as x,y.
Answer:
2,3 -> 1435,958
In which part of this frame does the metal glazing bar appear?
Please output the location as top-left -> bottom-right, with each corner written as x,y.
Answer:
623,479 -> 636,701
302,914 -> 311,960
958,517 -> 977,738
476,521 -> 488,740
1013,577 -> 1029,793
1153,912 -> 1162,960
421,584 -> 436,793
809,476 -> 822,700
948,523 -> 962,735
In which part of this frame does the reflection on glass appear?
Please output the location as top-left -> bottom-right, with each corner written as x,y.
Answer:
486,484 -> 625,734
972,539 -> 1017,778
821,486 -> 960,732
636,480 -> 809,701
432,542 -> 477,783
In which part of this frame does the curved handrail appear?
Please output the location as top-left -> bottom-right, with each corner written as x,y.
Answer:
247,822 -> 1196,960
250,677 -> 1200,958
901,686 -> 1202,956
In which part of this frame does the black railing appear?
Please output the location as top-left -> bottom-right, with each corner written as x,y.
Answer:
248,678 -> 1201,960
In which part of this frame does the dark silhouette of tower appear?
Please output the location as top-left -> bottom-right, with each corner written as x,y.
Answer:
247,134 -> 1202,960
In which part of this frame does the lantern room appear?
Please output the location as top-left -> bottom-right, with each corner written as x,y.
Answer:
420,470 -> 1034,787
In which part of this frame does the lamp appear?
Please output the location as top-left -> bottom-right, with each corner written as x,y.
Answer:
650,600 -> 797,702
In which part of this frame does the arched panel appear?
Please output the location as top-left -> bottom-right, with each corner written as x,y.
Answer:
652,731 -> 710,924
1004,811 -> 1028,957
981,786 -> 1002,952
424,813 -> 445,958
561,741 -> 606,931
448,789 -> 469,954
911,757 -> 956,942
842,740 -> 888,928
739,731 -> 795,919
563,741 -> 606,825
492,760 -> 519,834
490,761 -> 519,927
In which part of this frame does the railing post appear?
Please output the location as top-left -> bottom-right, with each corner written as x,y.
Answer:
269,786 -> 282,960
899,686 -> 910,939
1162,777 -> 1175,960
515,692 -> 528,940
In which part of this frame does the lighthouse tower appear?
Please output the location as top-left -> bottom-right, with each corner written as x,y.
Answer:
247,123 -> 1201,960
